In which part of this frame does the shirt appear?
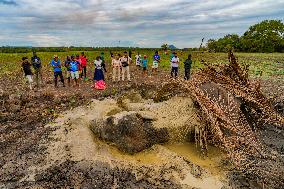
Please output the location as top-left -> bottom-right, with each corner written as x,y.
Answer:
94,60 -> 103,69
112,59 -> 121,67
31,56 -> 41,69
184,59 -> 192,70
80,56 -> 87,67
70,61 -> 79,72
153,54 -> 160,62
22,61 -> 33,76
65,59 -> 71,71
51,60 -> 62,72
120,56 -> 130,64
142,59 -> 148,68
171,57 -> 179,68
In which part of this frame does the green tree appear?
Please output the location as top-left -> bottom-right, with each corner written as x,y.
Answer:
241,20 -> 284,52
161,43 -> 168,50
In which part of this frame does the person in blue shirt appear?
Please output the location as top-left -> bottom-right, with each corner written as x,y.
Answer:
70,55 -> 80,87
142,55 -> 148,75
51,55 -> 65,87
152,51 -> 160,74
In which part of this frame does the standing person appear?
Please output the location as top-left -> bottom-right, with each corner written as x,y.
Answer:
51,55 -> 65,87
152,51 -> 160,74
135,53 -> 141,67
184,54 -> 193,80
112,54 -> 122,82
70,55 -> 80,87
142,55 -> 148,76
76,55 -> 82,79
129,50 -> 132,59
120,51 -> 131,81
171,52 -> 179,79
31,52 -> 43,87
80,52 -> 88,80
93,56 -> 106,88
64,56 -> 72,86
22,57 -> 33,90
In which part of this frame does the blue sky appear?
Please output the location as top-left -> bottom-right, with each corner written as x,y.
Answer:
0,0 -> 284,48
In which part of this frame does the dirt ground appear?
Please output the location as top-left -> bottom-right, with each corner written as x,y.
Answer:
0,65 -> 283,189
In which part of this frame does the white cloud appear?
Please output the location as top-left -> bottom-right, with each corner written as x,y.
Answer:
0,0 -> 283,47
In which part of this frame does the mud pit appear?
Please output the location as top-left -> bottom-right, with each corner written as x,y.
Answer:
18,95 -> 229,189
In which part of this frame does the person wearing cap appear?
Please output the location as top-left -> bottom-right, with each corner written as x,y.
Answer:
70,55 -> 80,87
31,52 -> 43,87
171,52 -> 179,79
50,55 -> 65,87
120,51 -> 131,81
112,54 -> 122,82
152,51 -> 160,74
22,57 -> 33,90
142,55 -> 148,75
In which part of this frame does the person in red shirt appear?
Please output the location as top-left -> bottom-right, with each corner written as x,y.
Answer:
80,52 -> 88,80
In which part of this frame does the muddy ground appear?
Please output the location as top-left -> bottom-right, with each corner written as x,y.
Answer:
0,65 -> 284,189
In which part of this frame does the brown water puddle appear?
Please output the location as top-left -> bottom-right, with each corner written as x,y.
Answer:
165,143 -> 226,177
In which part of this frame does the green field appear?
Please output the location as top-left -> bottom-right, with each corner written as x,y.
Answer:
0,51 -> 284,80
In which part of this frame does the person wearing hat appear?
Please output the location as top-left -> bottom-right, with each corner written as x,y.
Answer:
171,52 -> 179,79
142,55 -> 148,75
50,55 -> 65,87
21,57 -> 33,90
31,51 -> 43,87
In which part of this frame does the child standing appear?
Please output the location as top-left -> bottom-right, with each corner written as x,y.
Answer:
170,52 -> 179,79
152,51 -> 160,74
135,53 -> 141,67
112,54 -> 122,82
64,56 -> 72,86
51,55 -> 65,87
70,55 -> 80,87
142,55 -> 148,75
22,57 -> 33,90
184,54 -> 192,80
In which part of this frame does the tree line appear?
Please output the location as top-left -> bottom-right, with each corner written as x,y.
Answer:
207,20 -> 284,53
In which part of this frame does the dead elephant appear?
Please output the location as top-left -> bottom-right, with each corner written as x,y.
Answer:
90,113 -> 169,154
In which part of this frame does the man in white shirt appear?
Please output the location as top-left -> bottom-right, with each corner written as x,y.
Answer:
120,51 -> 132,81
171,52 -> 179,78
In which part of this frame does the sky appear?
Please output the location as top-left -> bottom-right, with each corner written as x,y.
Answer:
0,0 -> 284,48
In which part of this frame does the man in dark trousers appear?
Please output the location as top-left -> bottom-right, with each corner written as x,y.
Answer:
184,54 -> 193,80
31,52 -> 43,87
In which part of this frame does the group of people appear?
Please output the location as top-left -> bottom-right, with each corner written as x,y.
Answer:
21,50 -> 193,90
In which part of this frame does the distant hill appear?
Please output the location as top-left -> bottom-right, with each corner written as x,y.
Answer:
168,45 -> 177,50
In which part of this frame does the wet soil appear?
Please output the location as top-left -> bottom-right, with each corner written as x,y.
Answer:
0,65 -> 284,188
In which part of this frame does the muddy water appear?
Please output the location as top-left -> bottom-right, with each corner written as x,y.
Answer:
39,97 -> 228,188
165,143 -> 226,177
